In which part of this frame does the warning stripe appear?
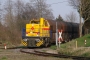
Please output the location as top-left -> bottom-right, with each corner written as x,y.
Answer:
21,40 -> 27,46
36,40 -> 43,47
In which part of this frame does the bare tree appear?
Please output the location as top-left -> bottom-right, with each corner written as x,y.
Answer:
69,0 -> 90,21
69,0 -> 90,37
0,2 -> 1,20
4,0 -> 14,28
14,0 -> 37,30
22,2 -> 37,20
29,0 -> 54,19
69,0 -> 80,9
14,0 -> 26,31
65,11 -> 77,23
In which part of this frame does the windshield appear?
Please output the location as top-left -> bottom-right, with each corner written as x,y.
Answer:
30,20 -> 40,24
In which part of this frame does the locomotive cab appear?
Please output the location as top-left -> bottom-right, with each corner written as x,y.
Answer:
22,18 -> 50,47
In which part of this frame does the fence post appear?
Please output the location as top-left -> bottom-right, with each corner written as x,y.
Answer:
76,40 -> 77,49
4,44 -> 7,49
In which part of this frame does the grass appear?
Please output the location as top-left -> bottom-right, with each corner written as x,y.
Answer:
50,34 -> 90,57
76,34 -> 90,47
81,52 -> 90,57
60,34 -> 90,48
0,57 -> 7,60
50,45 -> 57,50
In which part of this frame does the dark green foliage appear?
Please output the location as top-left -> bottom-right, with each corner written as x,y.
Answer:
56,15 -> 64,21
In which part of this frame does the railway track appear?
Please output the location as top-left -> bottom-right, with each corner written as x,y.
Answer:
20,48 -> 90,60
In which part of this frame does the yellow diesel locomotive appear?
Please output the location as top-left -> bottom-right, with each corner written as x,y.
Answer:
22,18 -> 51,47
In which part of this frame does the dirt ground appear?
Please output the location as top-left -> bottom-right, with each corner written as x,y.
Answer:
0,47 -> 73,60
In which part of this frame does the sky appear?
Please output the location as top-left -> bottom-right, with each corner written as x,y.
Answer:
46,0 -> 79,21
0,0 -> 80,22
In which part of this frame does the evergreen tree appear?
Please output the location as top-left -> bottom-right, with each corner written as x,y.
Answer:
56,15 -> 63,21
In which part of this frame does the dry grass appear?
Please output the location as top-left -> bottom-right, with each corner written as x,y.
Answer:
0,48 -> 73,60
58,47 -> 90,57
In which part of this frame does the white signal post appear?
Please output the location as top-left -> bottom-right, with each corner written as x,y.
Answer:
58,30 -> 63,47
56,22 -> 58,47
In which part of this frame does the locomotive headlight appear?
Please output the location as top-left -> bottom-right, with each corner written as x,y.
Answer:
26,34 -> 28,36
37,34 -> 39,36
35,39 -> 40,42
30,32 -> 32,33
23,39 -> 28,42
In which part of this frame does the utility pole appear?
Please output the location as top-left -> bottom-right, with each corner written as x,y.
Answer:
79,4 -> 82,37
38,0 -> 42,18
56,22 -> 58,48
40,0 -> 42,17
0,2 -> 1,21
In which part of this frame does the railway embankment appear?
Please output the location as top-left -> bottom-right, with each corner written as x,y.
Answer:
50,34 -> 90,57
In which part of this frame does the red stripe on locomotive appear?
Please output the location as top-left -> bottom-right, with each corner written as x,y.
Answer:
42,28 -> 50,30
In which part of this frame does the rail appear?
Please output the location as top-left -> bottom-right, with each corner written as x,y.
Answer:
20,48 -> 90,60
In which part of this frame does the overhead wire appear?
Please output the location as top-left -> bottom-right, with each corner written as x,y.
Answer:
49,1 -> 68,5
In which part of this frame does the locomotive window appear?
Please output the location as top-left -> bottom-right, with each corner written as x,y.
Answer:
31,21 -> 40,24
